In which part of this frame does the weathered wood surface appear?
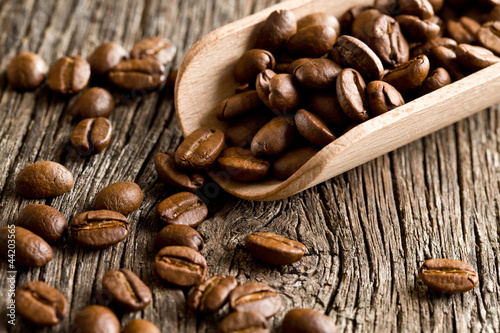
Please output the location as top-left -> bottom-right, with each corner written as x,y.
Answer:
0,0 -> 499,332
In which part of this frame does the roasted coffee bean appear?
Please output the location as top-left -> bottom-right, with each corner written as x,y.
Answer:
122,319 -> 161,333
297,12 -> 340,35
16,281 -> 68,326
336,68 -> 370,122
88,42 -> 128,76
330,35 -> 384,80
245,232 -> 306,265
217,147 -> 270,182
273,146 -> 319,179
155,225 -> 204,251
0,226 -> 52,267
283,308 -> 337,333
48,56 -> 90,94
256,69 -> 276,109
7,52 -> 48,90
216,91 -> 265,120
409,37 -> 457,58
395,15 -> 441,42
71,117 -> 112,155
235,82 -> 251,94
447,17 -> 481,44
155,151 -> 205,191
72,305 -> 120,333
399,0 -> 434,19
339,5 -> 372,35
418,67 -> 451,95
224,113 -> 271,148
293,58 -> 342,89
367,81 -> 405,116
487,5 -> 500,22
187,274 -> 238,313
419,258 -> 479,294
274,62 -> 291,73
218,311 -> 270,333
295,109 -> 336,147
429,46 -> 465,81
175,128 -> 225,170
255,10 -> 297,56
251,116 -> 299,156
229,282 -> 281,318
268,73 -> 302,114
131,36 -> 177,65
154,246 -> 207,286
156,192 -> 208,227
234,49 -> 275,83
477,21 -> 500,56
102,268 -> 152,312
455,43 -> 500,71
71,87 -> 115,119
94,181 -> 143,215
308,92 -> 352,130
287,25 -> 337,58
286,58 -> 312,75
16,161 -> 74,198
427,0 -> 444,11
108,59 -> 166,90
383,54 -> 430,93
17,204 -> 67,243
70,210 -> 128,249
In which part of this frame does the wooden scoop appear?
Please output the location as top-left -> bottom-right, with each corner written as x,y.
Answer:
175,0 -> 500,201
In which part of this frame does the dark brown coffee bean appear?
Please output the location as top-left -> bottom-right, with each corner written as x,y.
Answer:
447,17 -> 481,44
428,0 -> 444,11
48,56 -> 90,94
395,15 -> 441,42
155,151 -> 205,191
336,68 -> 370,122
94,181 -> 143,215
419,258 -> 479,294
7,52 -> 48,91
339,5 -> 372,35
155,225 -> 204,251
235,82 -> 251,94
108,59 -> 166,90
122,319 -> 160,333
217,147 -> 270,182
87,42 -> 129,76
455,43 -> 500,71
130,36 -> 177,65
70,210 -> 128,249
383,54 -> 430,93
367,81 -> 405,116
273,147 -> 319,179
295,109 -> 336,147
156,192 -> 208,227
245,232 -> 306,265
399,0 -> 434,19
297,12 -> 340,35
274,62 -> 291,73
70,117 -> 112,155
286,58 -> 312,75
0,226 -> 52,267
187,274 -> 238,313
224,113 -> 271,148
71,87 -> 115,119
330,35 -> 384,80
251,117 -> 298,156
16,161 -> 74,198
283,308 -> 337,333
293,59 -> 342,89
308,93 -> 352,131
216,91 -> 265,120
255,10 -> 297,56
154,246 -> 207,286
229,282 -> 281,318
234,49 -> 275,83
487,6 -> 500,22
72,305 -> 120,333
175,128 -> 225,170
409,37 -> 457,58
102,268 -> 152,312
268,74 -> 302,114
418,67 -> 451,96
16,281 -> 68,326
17,204 -> 67,243
256,69 -> 276,109
287,25 -> 337,58
478,21 -> 500,56
218,311 -> 270,333
429,45 -> 465,81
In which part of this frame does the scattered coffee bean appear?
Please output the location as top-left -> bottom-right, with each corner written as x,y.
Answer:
217,147 -> 270,182
122,319 -> 161,333
268,73 -> 302,114
0,226 -> 52,267
154,246 -> 207,286
15,161 -> 74,198
218,311 -> 270,333
295,109 -> 336,147
102,268 -> 152,312
251,116 -> 299,156
71,87 -> 115,119
131,36 -> 177,66
72,305 -> 120,333
287,24 -> 337,58
108,59 -> 166,90
419,258 -> 479,294
339,5 -> 371,35
399,0 -> 434,19
418,67 -> 451,96
367,81 -> 405,116
156,192 -> 208,227
48,56 -> 91,94
229,282 -> 281,318
336,68 -> 370,122
273,146 -> 319,179
477,21 -> 500,56
175,127 -> 225,170
382,54 -> 430,93
308,92 -> 351,130
87,41 -> 128,76
71,117 -> 112,155
216,90 -> 265,120
234,49 -> 275,83
187,274 -> 238,313
283,308 -> 337,333
429,45 -> 466,81
155,151 -> 205,191
409,37 -> 457,58
154,224 -> 204,251
297,12 -> 340,35
245,232 -> 306,265
17,204 -> 67,243
395,15 -> 441,42
455,43 -> 500,71
7,52 -> 48,91
94,181 -> 143,215
70,210 -> 129,249
293,58 -> 342,89
255,70 -> 276,109
255,10 -> 297,56
286,57 -> 312,75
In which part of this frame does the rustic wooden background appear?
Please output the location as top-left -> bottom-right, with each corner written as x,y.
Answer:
0,0 -> 499,332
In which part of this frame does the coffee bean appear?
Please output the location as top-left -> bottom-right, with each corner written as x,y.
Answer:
399,0 -> 434,19
367,81 -> 405,116
7,52 -> 48,91
175,127 -> 225,170
131,36 -> 177,66
295,109 -> 336,147
71,87 -> 115,119
16,281 -> 68,326
409,37 -> 457,58
122,319 -> 160,333
70,210 -> 129,249
187,274 -> 238,313
308,92 -> 352,130
447,16 -> 481,44
156,192 -> 208,227
287,25 -> 337,58
0,226 -> 52,267
155,151 -> 205,191
293,58 -> 342,89
71,117 -> 112,155
429,46 -> 465,81
419,258 -> 479,294
455,43 -> 500,71
339,5 -> 371,35
337,68 -> 370,122
428,0 -> 444,11
154,225 -> 204,251
229,282 -> 281,318
234,49 -> 275,83
16,161 -> 74,198
87,42 -> 129,76
268,73 -> 302,114
17,204 -> 67,243
102,268 -> 152,312
154,246 -> 207,287
245,232 -> 306,265
94,181 -> 143,215
224,113 -> 271,148
273,147 -> 319,179
216,90 -> 265,120
283,308 -> 337,333
418,67 -> 451,96
218,311 -> 270,333
255,10 -> 297,56
383,54 -> 430,93
251,116 -> 299,156
487,5 -> 500,22
217,147 -> 270,182
72,305 -> 120,333
48,56 -> 90,94
297,12 -> 340,35
256,69 -> 276,109
477,21 -> 500,56
395,15 -> 441,42
108,59 -> 166,90
286,58 -> 312,75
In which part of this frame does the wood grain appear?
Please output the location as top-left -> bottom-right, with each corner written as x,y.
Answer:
0,0 -> 499,332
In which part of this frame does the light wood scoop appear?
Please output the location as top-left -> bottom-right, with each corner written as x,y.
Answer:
175,0 -> 500,201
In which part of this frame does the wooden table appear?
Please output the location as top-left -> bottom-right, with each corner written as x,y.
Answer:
1,0 -> 499,332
